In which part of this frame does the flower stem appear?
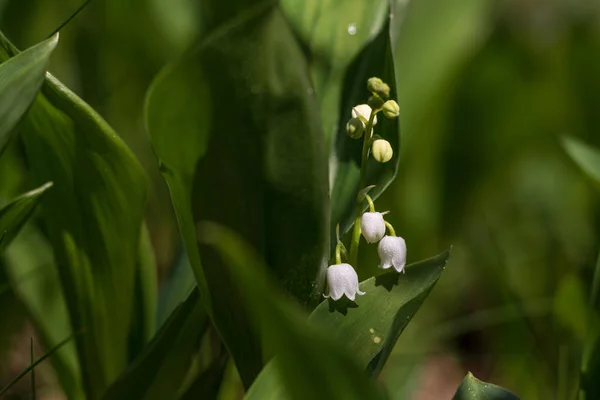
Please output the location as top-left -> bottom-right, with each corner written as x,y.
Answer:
349,111 -> 376,267
385,221 -> 396,236
335,242 -> 342,264
365,194 -> 375,212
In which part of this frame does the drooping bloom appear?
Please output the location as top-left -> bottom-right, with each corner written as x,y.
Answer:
324,263 -> 365,301
378,236 -> 407,273
360,212 -> 386,243
352,104 -> 378,126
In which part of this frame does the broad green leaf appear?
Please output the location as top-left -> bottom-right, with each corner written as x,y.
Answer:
0,33 -> 150,398
102,289 -> 207,400
0,33 -> 57,155
329,23 -> 400,237
309,249 -> 450,376
146,3 -> 328,386
200,222 -> 388,400
3,226 -> 84,399
453,372 -> 520,400
0,182 -> 52,252
280,0 -> 389,142
561,136 -> 600,189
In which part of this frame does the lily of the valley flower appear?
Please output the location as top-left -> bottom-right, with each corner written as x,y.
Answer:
324,263 -> 365,301
361,212 -> 386,243
378,236 -> 407,273
352,104 -> 378,126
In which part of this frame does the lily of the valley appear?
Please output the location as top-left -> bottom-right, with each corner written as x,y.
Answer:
324,263 -> 365,301
352,104 -> 378,126
361,212 -> 386,243
378,236 -> 407,273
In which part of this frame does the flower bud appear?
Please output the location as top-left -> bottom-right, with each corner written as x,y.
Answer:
352,104 -> 378,125
324,263 -> 365,301
382,100 -> 400,119
372,139 -> 393,163
367,77 -> 390,99
378,236 -> 407,273
360,212 -> 386,243
346,117 -> 364,139
367,95 -> 384,111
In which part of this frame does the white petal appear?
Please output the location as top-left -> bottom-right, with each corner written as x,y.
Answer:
326,263 -> 364,301
351,104 -> 378,125
360,212 -> 386,243
377,236 -> 406,273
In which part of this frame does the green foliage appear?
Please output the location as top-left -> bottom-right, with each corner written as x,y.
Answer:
102,289 -> 206,400
0,31 -> 154,399
0,33 -> 57,154
146,1 -> 329,387
561,136 -> 600,189
200,222 -> 388,400
0,182 -> 52,252
453,372 -> 520,400
309,249 -> 449,376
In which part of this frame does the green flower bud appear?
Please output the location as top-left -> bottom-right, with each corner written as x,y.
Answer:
367,95 -> 385,111
382,100 -> 400,119
346,117 -> 365,139
367,77 -> 390,99
372,139 -> 393,163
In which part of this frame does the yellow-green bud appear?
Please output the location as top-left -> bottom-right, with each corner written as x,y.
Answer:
346,117 -> 365,139
367,77 -> 390,99
367,95 -> 385,111
382,100 -> 400,119
372,139 -> 393,163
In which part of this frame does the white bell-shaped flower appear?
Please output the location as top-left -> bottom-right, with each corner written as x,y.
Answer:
378,236 -> 407,273
352,104 -> 378,126
360,212 -> 386,243
324,263 -> 365,301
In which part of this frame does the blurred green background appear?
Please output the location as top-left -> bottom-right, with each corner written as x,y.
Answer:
1,0 -> 600,398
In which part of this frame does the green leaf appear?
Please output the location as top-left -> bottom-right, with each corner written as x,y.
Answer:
281,1 -> 400,237
561,136 -> 600,189
0,33 -> 57,155
309,249 -> 450,376
453,372 -> 520,400
102,289 -> 207,400
0,33 -> 149,398
179,352 -> 229,400
0,182 -> 52,252
279,0 -> 389,141
200,222 -> 388,400
146,3 -> 328,386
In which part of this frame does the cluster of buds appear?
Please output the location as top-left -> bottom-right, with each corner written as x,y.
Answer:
345,77 -> 399,164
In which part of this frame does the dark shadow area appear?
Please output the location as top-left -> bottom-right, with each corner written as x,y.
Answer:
375,273 -> 399,291
327,297 -> 359,316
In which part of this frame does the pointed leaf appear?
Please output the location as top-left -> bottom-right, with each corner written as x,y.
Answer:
0,182 -> 52,252
0,33 -> 57,154
0,33 -> 149,398
453,372 -> 520,400
309,249 -> 450,376
146,4 -> 328,386
200,222 -> 388,400
561,136 -> 600,189
102,289 -> 207,400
